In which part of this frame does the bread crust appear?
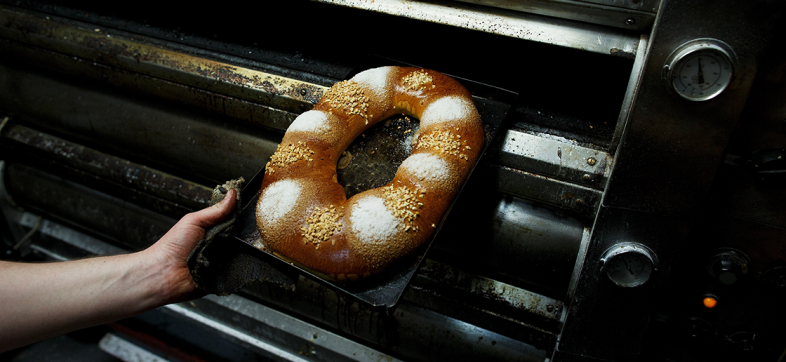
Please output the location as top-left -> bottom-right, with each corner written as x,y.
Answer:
256,66 -> 483,281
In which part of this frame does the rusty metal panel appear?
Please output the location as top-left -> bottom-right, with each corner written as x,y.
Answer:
2,123 -> 213,211
0,61 -> 280,185
0,7 -> 327,114
3,163 -> 176,250
0,38 -> 300,132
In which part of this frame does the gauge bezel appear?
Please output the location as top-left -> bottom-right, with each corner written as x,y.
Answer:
663,39 -> 736,102
600,242 -> 658,288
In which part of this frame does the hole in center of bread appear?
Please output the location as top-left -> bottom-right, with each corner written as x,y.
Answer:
336,113 -> 420,199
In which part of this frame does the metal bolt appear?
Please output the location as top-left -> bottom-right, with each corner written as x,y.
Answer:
575,199 -> 585,206
300,88 -> 307,96
582,174 -> 591,182
587,157 -> 597,166
626,18 -> 636,26
546,305 -> 554,312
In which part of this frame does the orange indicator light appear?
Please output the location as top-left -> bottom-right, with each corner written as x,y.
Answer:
703,296 -> 718,309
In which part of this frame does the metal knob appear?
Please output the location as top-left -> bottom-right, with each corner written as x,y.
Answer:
707,250 -> 749,285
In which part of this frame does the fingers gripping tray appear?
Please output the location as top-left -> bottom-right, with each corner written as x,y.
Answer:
189,64 -> 515,313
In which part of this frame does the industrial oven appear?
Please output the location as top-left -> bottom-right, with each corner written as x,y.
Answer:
1,0 -> 785,361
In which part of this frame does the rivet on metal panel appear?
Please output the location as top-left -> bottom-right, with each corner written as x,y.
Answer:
587,157 -> 597,166
582,174 -> 591,182
626,18 -> 636,25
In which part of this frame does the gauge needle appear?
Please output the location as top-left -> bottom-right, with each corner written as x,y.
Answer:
623,257 -> 634,275
697,57 -> 705,85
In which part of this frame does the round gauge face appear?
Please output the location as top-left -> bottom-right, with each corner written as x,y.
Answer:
668,45 -> 734,101
605,251 -> 654,288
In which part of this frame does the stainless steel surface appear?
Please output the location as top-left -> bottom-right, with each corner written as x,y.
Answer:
315,0 -> 640,57
166,296 -> 399,362
610,34 -> 648,153
99,333 -> 170,362
452,0 -> 655,31
495,165 -> 602,217
578,0 -> 660,12
554,0 -> 786,360
498,129 -> 613,188
15,210 -> 126,256
564,227 -> 591,306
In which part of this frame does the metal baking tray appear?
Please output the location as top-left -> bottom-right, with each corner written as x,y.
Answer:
194,57 -> 516,313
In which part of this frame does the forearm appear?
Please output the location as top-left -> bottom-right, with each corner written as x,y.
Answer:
0,250 -> 168,352
0,189 -> 235,352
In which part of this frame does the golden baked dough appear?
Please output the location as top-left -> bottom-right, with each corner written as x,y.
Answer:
256,66 -> 483,282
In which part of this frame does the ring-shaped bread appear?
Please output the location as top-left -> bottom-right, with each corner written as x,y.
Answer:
255,66 -> 483,282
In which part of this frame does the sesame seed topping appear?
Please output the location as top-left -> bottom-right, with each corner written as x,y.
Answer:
302,205 -> 343,248
383,185 -> 424,233
402,69 -> 434,92
416,130 -> 466,160
322,80 -> 371,123
266,141 -> 315,174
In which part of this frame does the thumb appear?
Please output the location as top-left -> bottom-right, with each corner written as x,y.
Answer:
186,189 -> 237,229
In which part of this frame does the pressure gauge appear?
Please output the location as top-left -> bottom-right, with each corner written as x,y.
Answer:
600,243 -> 658,288
664,39 -> 735,101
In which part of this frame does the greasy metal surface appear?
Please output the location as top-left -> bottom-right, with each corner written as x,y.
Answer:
2,124 -> 213,211
417,259 -> 563,321
0,7 -> 327,114
4,163 -> 176,251
14,210 -> 127,256
0,61 -> 280,185
453,0 -> 655,31
578,0 -> 660,12
242,276 -> 549,361
184,293 -> 546,362
196,294 -> 404,362
0,38 -> 300,132
497,128 -> 613,189
494,165 -> 601,218
315,0 -> 639,57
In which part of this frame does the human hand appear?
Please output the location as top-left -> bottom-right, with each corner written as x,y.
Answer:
142,189 -> 237,304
